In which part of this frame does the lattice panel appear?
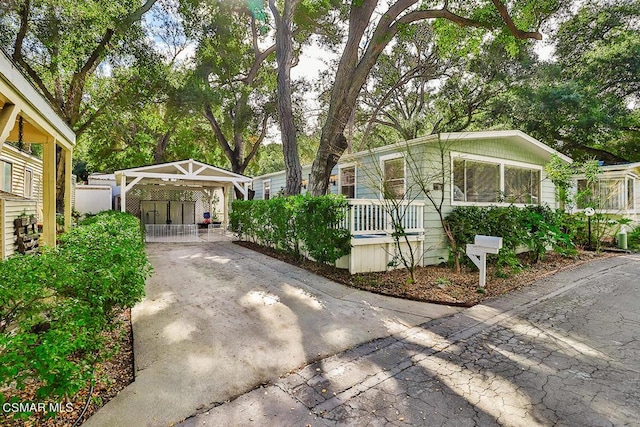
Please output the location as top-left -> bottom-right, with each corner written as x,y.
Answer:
126,186 -> 215,223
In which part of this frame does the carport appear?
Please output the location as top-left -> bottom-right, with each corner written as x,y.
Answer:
115,159 -> 252,241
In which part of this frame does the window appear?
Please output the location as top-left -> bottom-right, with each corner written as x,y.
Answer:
453,155 -> 541,205
453,159 -> 500,202
1,161 -> 12,193
24,169 -> 33,198
577,179 -> 625,210
340,166 -> 355,198
382,157 -> 404,198
504,166 -> 540,204
628,178 -> 635,210
263,180 -> 271,200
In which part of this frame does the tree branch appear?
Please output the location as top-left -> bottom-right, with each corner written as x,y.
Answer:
242,114 -> 268,171
491,0 -> 542,40
204,103 -> 234,161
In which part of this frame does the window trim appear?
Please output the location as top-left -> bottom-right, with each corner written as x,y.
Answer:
380,153 -> 405,199
627,177 -> 636,211
450,152 -> 543,207
338,163 -> 356,198
263,179 -> 271,200
1,160 -> 13,193
24,167 -> 33,198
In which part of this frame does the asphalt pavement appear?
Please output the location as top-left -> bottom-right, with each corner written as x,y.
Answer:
179,254 -> 640,427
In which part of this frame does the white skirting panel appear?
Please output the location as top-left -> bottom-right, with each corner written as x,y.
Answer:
336,235 -> 424,274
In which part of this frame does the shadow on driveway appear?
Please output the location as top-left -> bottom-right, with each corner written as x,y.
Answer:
83,241 -> 459,427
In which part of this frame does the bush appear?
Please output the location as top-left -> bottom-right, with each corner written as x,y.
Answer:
627,224 -> 640,250
0,211 -> 151,409
231,195 -> 351,264
445,205 -> 576,272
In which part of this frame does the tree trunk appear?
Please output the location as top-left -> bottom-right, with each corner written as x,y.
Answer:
153,130 -> 171,164
270,0 -> 302,195
308,0 -> 380,196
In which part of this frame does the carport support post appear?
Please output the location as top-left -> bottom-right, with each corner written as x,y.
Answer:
224,184 -> 230,231
120,174 -> 126,212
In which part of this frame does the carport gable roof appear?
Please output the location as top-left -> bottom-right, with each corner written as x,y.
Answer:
114,159 -> 252,196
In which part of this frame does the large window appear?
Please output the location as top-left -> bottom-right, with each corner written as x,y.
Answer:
453,159 -> 500,203
382,157 -> 405,199
577,179 -> 625,210
1,161 -> 12,193
504,166 -> 540,204
453,156 -> 541,205
340,166 -> 355,198
263,179 -> 271,200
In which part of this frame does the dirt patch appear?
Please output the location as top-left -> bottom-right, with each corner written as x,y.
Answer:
1,309 -> 134,427
235,241 -> 616,306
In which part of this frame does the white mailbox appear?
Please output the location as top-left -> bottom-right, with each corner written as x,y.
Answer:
466,235 -> 503,288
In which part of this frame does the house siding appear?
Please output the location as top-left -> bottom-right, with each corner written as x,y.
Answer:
251,132 -> 568,268
0,144 -> 43,218
1,197 -> 38,258
0,145 -> 44,259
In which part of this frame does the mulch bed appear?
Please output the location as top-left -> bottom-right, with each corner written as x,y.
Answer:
1,309 -> 134,427
235,240 -> 616,307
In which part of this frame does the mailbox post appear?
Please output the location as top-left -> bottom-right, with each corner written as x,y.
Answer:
466,235 -> 503,288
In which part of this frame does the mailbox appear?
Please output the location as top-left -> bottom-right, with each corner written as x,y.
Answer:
466,235 -> 503,288
474,235 -> 503,251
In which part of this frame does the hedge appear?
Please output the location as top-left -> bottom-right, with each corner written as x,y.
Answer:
230,195 -> 351,264
0,211 -> 151,408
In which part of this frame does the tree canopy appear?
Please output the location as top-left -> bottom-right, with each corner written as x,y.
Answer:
2,0 -> 638,192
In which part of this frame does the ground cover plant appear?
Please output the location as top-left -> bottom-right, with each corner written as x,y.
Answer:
0,211 -> 151,423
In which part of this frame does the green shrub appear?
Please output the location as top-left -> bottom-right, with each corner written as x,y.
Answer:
296,196 -> 351,264
628,224 -> 640,250
231,195 -> 351,264
445,205 -> 576,272
0,211 -> 151,409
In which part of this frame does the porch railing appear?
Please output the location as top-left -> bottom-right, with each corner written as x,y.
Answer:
340,199 -> 425,236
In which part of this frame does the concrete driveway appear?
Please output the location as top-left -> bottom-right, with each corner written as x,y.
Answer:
180,254 -> 640,427
84,241 -> 459,427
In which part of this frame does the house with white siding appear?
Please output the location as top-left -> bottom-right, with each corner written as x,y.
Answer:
251,130 -> 573,273
1,49 -> 75,258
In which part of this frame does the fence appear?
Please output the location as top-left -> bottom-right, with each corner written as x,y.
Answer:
144,223 -> 229,242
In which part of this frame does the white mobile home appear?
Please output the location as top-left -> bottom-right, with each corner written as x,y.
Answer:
252,131 -> 572,273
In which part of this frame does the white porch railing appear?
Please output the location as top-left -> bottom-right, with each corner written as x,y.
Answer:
340,199 -> 425,236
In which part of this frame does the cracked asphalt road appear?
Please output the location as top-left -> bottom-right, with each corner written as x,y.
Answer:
180,254 -> 640,427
